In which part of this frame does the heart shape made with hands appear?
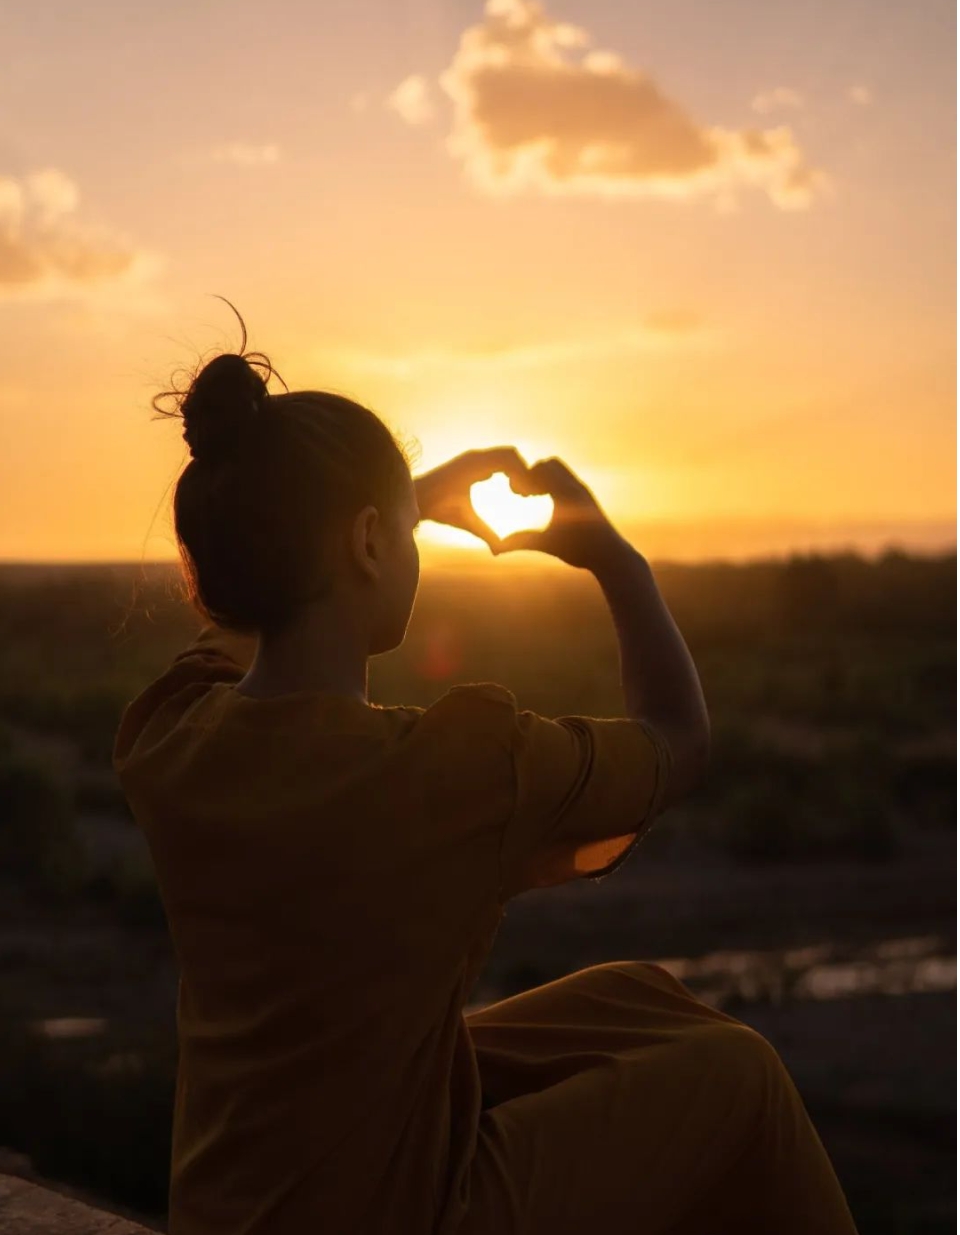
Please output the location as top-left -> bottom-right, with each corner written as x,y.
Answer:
470,472 -> 554,540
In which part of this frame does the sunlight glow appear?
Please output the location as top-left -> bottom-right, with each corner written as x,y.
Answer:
0,2 -> 952,563
418,523 -> 484,550
470,472 -> 554,538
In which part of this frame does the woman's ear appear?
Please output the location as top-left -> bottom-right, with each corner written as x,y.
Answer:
350,504 -> 382,581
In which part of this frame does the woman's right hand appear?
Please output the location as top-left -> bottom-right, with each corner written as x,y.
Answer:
494,457 -> 632,572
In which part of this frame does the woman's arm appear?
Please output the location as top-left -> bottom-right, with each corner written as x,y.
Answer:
494,457 -> 711,812
591,543 -> 710,810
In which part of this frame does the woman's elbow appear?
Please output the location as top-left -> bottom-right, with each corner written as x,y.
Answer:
658,720 -> 711,811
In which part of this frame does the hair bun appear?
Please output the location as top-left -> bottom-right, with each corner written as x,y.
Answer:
181,353 -> 268,464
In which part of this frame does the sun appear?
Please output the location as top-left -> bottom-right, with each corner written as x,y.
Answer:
470,472 -> 554,539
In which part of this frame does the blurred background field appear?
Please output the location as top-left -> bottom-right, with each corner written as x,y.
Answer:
0,550 -> 955,1233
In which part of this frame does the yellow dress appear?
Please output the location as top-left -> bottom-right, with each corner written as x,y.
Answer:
113,624 -> 858,1235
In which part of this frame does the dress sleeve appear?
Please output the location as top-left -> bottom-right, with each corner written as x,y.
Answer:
427,682 -> 672,901
168,622 -> 259,678
113,623 -> 258,770
497,694 -> 673,901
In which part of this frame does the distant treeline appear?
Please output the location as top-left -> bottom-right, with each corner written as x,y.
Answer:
0,549 -> 954,739
0,546 -> 955,661
657,549 -> 956,641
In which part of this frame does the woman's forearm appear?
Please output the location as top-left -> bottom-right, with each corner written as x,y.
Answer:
591,542 -> 710,794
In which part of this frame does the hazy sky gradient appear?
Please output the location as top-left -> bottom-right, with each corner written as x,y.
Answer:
0,0 -> 954,562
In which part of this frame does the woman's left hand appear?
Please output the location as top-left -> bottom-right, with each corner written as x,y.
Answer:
414,447 -> 531,552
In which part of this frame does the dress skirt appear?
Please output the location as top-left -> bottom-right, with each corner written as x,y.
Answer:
460,960 -> 859,1235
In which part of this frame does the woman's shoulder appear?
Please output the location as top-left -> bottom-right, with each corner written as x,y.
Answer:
410,681 -> 521,734
375,681 -> 517,726
366,683 -> 520,766
436,681 -> 517,707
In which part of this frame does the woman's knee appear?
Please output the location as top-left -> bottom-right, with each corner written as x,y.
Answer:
595,958 -> 689,985
597,958 -> 710,1004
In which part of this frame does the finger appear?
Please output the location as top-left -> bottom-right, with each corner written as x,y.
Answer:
454,505 -> 503,550
492,529 -> 546,555
460,447 -> 531,485
516,460 -> 560,496
503,460 -> 556,496
526,458 -> 591,499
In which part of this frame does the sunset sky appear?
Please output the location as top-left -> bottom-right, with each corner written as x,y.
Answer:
0,0 -> 955,564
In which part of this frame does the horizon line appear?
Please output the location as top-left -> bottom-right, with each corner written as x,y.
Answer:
0,545 -> 955,572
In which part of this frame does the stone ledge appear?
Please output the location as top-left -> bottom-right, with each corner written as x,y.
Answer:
0,1173 -> 155,1234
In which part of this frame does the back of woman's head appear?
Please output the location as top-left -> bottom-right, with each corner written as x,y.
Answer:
154,305 -> 411,634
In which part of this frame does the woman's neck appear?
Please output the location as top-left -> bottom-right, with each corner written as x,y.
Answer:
235,599 -> 370,702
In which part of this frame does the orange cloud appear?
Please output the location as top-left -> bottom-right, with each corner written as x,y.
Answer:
323,315 -> 713,379
434,0 -> 825,210
386,75 -> 436,126
751,87 -> 804,114
0,169 -> 153,294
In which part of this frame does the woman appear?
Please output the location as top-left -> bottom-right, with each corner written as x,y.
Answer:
114,313 -> 859,1235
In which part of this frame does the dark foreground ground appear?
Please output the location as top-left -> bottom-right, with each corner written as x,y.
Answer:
0,554 -> 954,1232
0,820 -> 954,1235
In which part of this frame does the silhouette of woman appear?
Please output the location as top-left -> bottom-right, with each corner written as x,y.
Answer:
114,306 -> 859,1235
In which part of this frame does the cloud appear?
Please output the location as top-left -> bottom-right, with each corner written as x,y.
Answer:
751,87 -> 804,114
324,316 -> 713,380
212,142 -> 280,166
386,75 -> 436,126
431,0 -> 825,210
847,85 -> 874,106
0,168 -> 158,297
